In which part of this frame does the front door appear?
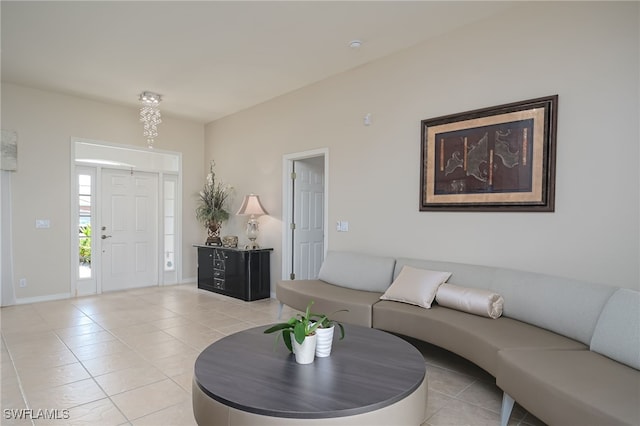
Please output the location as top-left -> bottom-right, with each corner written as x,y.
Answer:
292,158 -> 325,280
100,168 -> 158,292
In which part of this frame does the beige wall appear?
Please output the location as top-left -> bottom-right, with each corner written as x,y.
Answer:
1,83 -> 205,301
206,2 -> 640,290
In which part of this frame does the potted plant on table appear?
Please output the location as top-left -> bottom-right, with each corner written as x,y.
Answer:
311,309 -> 348,358
196,161 -> 232,246
264,301 -> 325,364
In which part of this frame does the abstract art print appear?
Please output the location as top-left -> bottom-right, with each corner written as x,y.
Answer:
1,130 -> 18,171
420,96 -> 557,212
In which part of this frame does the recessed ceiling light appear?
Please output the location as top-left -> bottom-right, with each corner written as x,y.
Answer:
349,40 -> 362,49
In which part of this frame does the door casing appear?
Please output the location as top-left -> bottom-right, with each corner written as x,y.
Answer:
282,148 -> 329,287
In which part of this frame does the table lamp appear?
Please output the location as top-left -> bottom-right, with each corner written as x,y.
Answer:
236,194 -> 268,249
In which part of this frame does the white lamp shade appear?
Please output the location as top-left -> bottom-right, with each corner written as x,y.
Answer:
236,194 -> 268,216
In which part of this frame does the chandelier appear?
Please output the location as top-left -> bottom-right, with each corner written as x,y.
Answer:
139,91 -> 162,148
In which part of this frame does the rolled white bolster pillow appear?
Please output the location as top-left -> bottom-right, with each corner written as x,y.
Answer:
436,283 -> 504,319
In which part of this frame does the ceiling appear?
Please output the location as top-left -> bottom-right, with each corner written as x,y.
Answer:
1,1 -> 514,124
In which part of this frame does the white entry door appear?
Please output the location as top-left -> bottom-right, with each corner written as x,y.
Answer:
292,158 -> 325,280
101,169 -> 158,292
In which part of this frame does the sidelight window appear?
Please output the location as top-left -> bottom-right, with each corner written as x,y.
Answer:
78,173 -> 93,278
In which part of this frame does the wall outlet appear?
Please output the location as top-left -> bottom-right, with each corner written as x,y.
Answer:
19,278 -> 27,288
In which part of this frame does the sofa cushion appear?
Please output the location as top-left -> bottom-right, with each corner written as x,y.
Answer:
372,300 -> 586,376
436,283 -> 504,319
497,349 -> 640,426
395,257 -> 617,345
590,288 -> 640,370
379,266 -> 451,309
276,280 -> 382,327
491,269 -> 617,345
318,251 -> 396,293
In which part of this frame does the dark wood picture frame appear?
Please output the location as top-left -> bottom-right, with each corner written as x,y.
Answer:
420,95 -> 557,212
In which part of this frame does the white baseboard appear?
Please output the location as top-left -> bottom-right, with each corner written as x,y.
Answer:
15,292 -> 71,305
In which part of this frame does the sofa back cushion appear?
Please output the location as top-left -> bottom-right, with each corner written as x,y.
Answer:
395,258 -> 497,289
395,258 -> 616,345
492,269 -> 616,345
318,251 -> 395,292
590,289 -> 640,370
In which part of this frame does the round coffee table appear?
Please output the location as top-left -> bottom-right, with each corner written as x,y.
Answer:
193,324 -> 427,425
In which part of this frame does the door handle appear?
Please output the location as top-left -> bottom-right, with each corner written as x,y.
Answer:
101,235 -> 112,240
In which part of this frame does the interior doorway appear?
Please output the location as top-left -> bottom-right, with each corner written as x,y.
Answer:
282,149 -> 328,282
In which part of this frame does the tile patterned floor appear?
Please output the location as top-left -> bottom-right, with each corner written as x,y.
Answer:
1,284 -> 545,425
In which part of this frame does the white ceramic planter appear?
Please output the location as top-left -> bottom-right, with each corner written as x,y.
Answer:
315,326 -> 335,357
292,333 -> 317,364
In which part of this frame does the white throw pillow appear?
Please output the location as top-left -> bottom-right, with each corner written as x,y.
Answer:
436,283 -> 504,319
380,266 -> 452,308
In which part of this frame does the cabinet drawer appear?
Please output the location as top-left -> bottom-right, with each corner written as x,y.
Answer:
214,260 -> 225,270
213,270 -> 224,279
213,279 -> 225,290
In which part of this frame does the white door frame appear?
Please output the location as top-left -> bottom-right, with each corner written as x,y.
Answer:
70,138 -> 182,297
282,148 -> 329,281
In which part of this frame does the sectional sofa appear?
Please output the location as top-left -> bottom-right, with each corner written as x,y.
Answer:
276,251 -> 640,426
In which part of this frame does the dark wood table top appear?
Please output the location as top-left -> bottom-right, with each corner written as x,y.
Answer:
193,323 -> 425,419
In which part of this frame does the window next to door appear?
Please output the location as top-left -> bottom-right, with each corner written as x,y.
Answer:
162,174 -> 179,285
78,173 -> 93,279
164,179 -> 176,272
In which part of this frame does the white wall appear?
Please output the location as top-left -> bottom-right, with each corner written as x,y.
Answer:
206,2 -> 639,290
1,83 -> 205,301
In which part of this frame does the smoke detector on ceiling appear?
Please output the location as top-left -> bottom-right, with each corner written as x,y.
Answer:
349,40 -> 362,49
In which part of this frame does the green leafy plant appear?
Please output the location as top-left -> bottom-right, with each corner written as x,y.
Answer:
264,301 -> 325,352
195,161 -> 232,232
78,224 -> 91,264
311,309 -> 348,341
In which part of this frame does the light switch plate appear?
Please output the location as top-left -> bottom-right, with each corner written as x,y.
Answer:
336,221 -> 349,232
35,219 -> 50,229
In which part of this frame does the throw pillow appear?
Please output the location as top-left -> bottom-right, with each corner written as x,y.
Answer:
436,283 -> 504,319
380,265 -> 452,308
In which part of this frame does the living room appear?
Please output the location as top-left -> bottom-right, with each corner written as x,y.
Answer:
2,1 -> 638,305
0,1 -> 638,425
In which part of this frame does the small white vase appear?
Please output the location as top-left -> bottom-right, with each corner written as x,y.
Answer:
292,333 -> 317,364
315,326 -> 335,357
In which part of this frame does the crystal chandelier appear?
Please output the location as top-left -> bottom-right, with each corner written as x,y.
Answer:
139,91 -> 162,148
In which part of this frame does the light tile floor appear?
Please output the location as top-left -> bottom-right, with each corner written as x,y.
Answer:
1,284 -> 545,426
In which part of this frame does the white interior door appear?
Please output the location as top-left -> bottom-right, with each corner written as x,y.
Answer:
292,157 -> 325,280
101,169 -> 158,292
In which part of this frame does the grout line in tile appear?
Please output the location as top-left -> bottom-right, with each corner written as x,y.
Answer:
0,334 -> 35,426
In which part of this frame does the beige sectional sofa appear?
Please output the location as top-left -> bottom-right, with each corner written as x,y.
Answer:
276,251 -> 640,426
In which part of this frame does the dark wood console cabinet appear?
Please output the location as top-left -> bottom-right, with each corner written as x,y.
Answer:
195,245 -> 272,301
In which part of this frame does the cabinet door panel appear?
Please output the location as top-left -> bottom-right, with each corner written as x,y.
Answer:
220,250 -> 246,299
198,249 -> 216,288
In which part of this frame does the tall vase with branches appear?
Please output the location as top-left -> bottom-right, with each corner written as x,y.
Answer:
196,161 -> 232,246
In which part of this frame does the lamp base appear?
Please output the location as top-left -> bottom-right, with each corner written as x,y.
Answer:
206,237 -> 222,246
244,238 -> 259,250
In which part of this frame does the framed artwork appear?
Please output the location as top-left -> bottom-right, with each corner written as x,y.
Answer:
1,130 -> 18,171
420,95 -> 557,212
